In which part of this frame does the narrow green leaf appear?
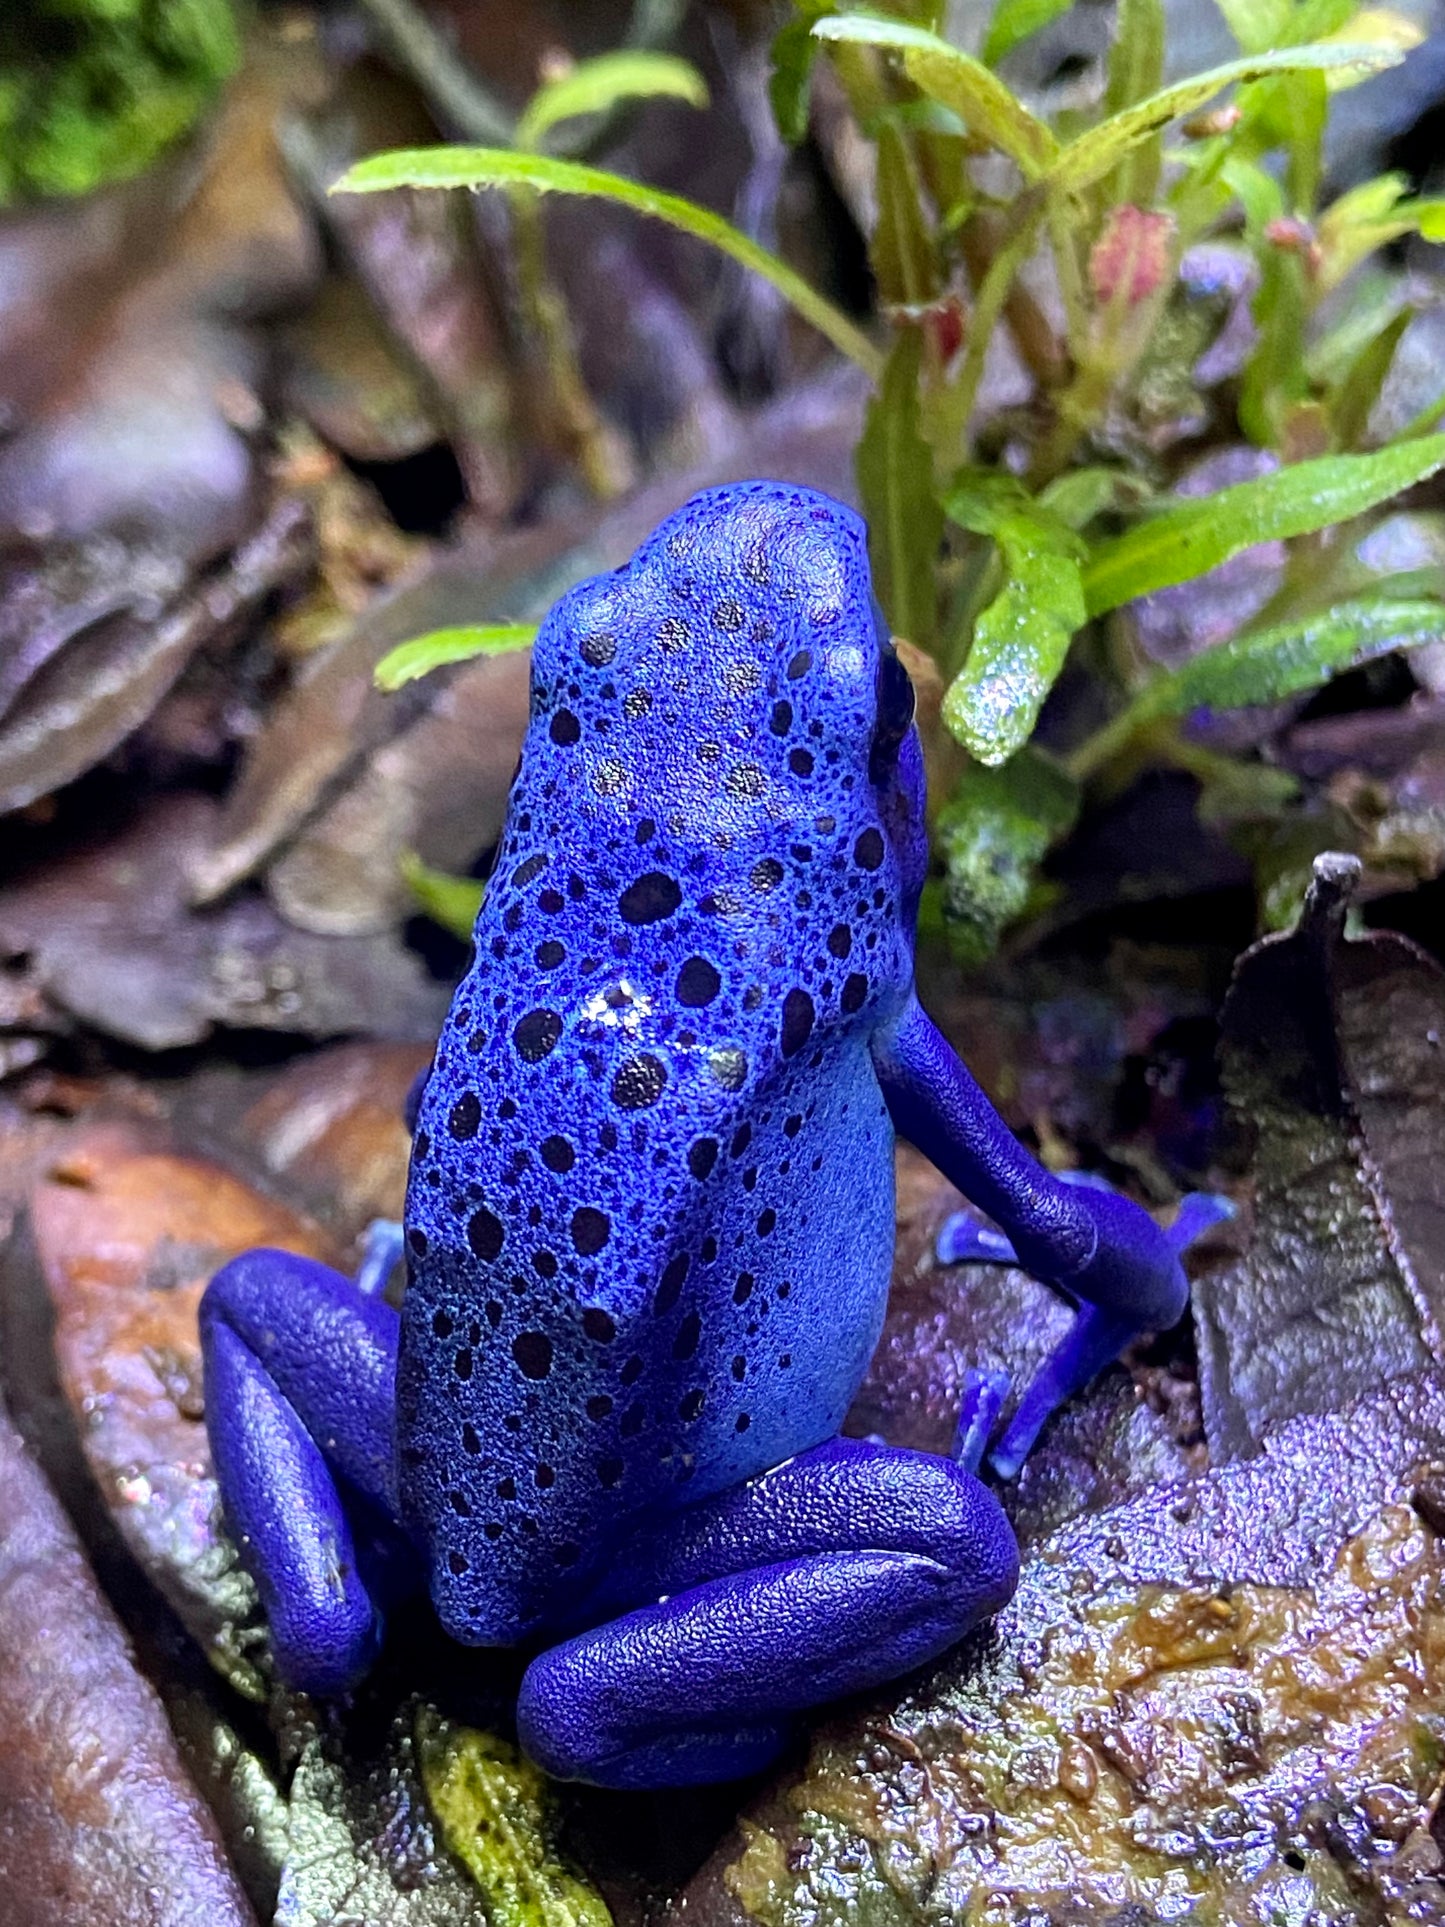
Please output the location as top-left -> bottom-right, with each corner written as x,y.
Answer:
1329,306 -> 1412,450
1101,0 -> 1165,206
1240,247 -> 1309,447
1213,0 -> 1289,55
1317,177 -> 1445,289
982,0 -> 1075,67
1125,595 -> 1445,721
401,854 -> 486,941
1082,433 -> 1445,616
516,52 -> 708,151
375,624 -> 536,691
941,475 -> 1087,764
936,746 -> 1079,961
813,15 -> 1057,177
1048,42 -> 1402,194
871,121 -> 940,306
1039,465 -> 1150,529
1068,597 -> 1445,780
1303,265 -> 1402,388
857,330 -> 943,647
771,0 -> 836,143
334,147 -> 882,379
1318,1 -> 1416,87
1220,151 -> 1284,238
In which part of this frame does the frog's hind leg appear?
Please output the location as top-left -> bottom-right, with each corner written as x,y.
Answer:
515,1437 -> 1017,1789
873,996 -> 1193,1480
200,1248 -> 408,1695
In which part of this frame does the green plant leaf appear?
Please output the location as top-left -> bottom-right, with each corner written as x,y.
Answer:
813,15 -> 1057,177
1220,151 -> 1284,238
941,475 -> 1087,764
871,120 -> 941,306
515,52 -> 708,151
1100,0 -> 1165,206
1039,465 -> 1150,529
981,0 -> 1076,67
1213,0 -> 1290,55
771,0 -> 837,143
936,746 -> 1079,961
333,146 -> 882,378
1138,594 -> 1445,713
1082,433 -> 1445,616
1071,596 -> 1445,776
374,624 -> 537,691
1047,41 -> 1402,194
1328,306 -> 1412,450
417,1712 -> 612,1927
1316,175 -> 1445,289
402,854 -> 487,941
857,330 -> 943,648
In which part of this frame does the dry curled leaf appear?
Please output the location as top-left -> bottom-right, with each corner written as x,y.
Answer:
0,1400 -> 258,1927
1193,853 -> 1445,1461
0,795 -> 449,1049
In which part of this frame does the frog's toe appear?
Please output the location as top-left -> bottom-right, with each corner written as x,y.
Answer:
200,1247 -> 408,1696
204,1316 -> 383,1694
951,1367 -> 1011,1473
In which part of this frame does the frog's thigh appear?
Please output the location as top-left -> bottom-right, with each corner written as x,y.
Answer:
516,1438 -> 1018,1789
200,1249 -> 402,1695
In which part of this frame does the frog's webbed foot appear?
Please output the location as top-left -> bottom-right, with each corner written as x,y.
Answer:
875,997 -> 1227,1481
941,1185 -> 1231,1476
516,1438 -> 1017,1789
200,1249 -> 410,1694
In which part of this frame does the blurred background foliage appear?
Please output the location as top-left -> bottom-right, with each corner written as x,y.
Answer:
0,0 -> 239,203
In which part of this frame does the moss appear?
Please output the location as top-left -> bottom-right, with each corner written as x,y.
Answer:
415,1711 -> 613,1927
0,0 -> 239,206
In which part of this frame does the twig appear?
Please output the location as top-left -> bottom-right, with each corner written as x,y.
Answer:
352,0 -> 514,144
352,0 -> 688,157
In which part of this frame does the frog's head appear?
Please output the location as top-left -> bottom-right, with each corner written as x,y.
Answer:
524,483 -> 927,895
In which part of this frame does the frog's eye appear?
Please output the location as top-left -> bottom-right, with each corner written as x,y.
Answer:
871,636 -> 916,779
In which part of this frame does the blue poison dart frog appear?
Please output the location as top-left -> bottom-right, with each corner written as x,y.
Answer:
201,482 -> 1202,1790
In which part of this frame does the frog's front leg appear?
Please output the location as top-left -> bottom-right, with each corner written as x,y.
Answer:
515,1438 -> 1017,1789
874,997 -> 1189,1480
200,1249 -> 410,1694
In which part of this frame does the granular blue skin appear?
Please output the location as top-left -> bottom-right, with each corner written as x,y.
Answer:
201,481 -> 1189,1790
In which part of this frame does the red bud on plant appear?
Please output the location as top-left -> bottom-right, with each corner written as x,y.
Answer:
1089,206 -> 1176,308
922,294 -> 966,367
1263,216 -> 1323,274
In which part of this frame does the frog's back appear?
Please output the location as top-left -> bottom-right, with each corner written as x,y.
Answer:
400,483 -> 918,1645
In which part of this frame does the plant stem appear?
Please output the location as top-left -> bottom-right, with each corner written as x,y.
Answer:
510,189 -> 632,499
1046,194 -> 1090,363
353,0 -> 515,143
958,210 -> 1065,388
952,193 -> 1047,451
1063,699 -> 1154,781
